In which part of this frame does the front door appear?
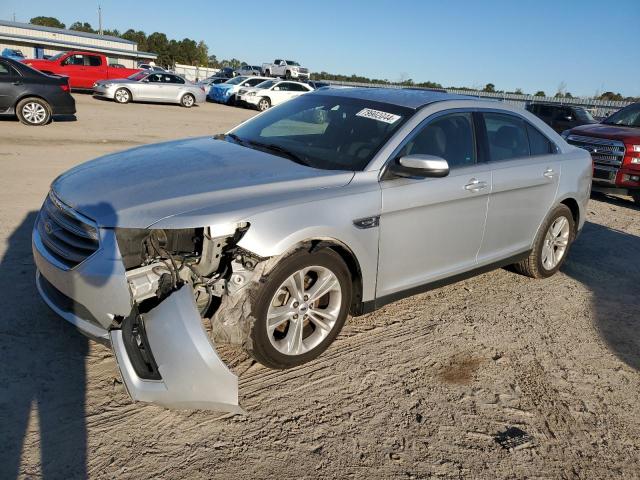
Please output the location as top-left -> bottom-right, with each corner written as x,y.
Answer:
377,112 -> 491,299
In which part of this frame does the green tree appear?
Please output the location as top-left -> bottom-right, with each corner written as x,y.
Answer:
483,83 -> 496,93
534,90 -> 546,97
30,16 -> 65,28
196,41 -> 208,66
69,21 -> 96,33
600,91 -> 623,101
147,32 -> 170,65
122,29 -> 148,51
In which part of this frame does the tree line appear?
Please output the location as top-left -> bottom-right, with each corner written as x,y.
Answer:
28,16 -> 638,101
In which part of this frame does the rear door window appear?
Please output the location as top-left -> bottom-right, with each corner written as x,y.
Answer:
482,112 -> 530,161
86,55 -> 102,67
526,123 -> 556,156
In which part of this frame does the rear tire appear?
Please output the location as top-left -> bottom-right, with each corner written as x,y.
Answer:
180,93 -> 195,108
513,204 -> 575,279
257,97 -> 271,111
16,97 -> 51,126
246,248 -> 352,369
114,88 -> 131,104
631,191 -> 640,205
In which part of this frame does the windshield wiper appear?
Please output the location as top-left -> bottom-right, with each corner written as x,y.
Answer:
214,133 -> 245,144
243,140 -> 308,166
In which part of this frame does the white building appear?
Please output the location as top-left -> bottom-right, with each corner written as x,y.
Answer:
0,20 -> 156,68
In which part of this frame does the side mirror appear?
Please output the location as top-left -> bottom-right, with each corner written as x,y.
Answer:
142,79 -> 149,83
565,115 -> 573,121
386,154 -> 450,179
273,86 -> 280,91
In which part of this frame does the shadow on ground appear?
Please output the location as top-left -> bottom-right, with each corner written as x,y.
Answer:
564,220 -> 640,370
0,211 -> 88,479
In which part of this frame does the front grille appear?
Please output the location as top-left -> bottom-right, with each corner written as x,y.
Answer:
567,134 -> 626,167
37,193 -> 99,269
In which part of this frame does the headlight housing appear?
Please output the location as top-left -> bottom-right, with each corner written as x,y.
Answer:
115,228 -> 202,270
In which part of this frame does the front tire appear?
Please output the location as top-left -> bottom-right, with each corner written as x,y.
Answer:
16,97 -> 51,126
513,204 -> 575,278
247,248 -> 352,369
180,93 -> 195,108
257,97 -> 271,111
631,191 -> 640,205
114,88 -> 131,104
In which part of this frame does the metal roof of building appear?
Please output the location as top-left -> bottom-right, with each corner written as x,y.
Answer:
0,19 -> 136,45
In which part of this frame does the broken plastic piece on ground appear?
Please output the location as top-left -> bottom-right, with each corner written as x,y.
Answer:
494,427 -> 534,451
110,284 -> 244,413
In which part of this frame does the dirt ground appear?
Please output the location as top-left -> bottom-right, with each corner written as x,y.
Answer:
1,94 -> 639,479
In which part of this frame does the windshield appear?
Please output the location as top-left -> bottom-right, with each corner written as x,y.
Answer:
286,60 -> 300,66
602,103 -> 640,128
226,76 -> 247,85
128,72 -> 148,81
574,107 -> 595,122
227,94 -> 413,171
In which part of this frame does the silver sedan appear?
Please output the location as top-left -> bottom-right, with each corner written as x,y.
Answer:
93,71 -> 206,107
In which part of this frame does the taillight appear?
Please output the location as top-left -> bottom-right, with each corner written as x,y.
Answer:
60,84 -> 69,92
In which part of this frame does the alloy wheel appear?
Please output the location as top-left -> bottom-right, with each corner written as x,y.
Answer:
115,89 -> 130,103
266,266 -> 342,356
22,102 -> 47,124
542,216 -> 570,270
182,94 -> 194,107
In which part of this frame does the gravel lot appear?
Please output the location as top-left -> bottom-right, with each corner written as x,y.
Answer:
1,94 -> 639,479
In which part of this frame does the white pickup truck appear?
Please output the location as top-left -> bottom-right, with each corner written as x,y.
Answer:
261,59 -> 310,80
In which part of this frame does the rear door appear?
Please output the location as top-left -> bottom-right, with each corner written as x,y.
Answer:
477,111 -> 561,263
0,60 -> 19,111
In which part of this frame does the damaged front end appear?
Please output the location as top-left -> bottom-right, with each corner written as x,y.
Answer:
109,224 -> 260,413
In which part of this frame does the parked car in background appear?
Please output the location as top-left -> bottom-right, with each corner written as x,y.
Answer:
208,76 -> 270,104
237,79 -> 313,110
0,57 -> 75,125
235,65 -> 262,76
198,76 -> 230,93
1,48 -> 26,61
138,63 -> 166,72
217,67 -> 236,79
23,51 -> 141,89
564,102 -> 640,204
526,103 -> 597,133
262,59 -> 310,80
307,80 -> 330,90
32,89 -> 590,412
93,71 -> 206,107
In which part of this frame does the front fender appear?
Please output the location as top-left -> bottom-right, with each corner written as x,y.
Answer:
237,173 -> 381,302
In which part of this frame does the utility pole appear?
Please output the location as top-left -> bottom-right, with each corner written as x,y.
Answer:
98,5 -> 103,35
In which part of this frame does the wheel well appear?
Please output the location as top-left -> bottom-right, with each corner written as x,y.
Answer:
560,198 -> 580,232
14,94 -> 50,110
306,240 -> 364,317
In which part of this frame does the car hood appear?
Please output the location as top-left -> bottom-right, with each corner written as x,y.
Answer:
51,137 -> 354,228
570,123 -> 640,142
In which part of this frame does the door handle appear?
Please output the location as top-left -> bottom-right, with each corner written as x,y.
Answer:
464,178 -> 487,192
543,168 -> 556,179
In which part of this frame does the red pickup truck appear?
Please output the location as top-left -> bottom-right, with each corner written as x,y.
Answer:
23,51 -> 141,90
564,102 -> 640,205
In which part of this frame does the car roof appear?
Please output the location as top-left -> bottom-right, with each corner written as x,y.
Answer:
309,87 -> 477,110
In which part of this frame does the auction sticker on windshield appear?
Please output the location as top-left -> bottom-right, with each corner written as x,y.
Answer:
356,108 -> 402,124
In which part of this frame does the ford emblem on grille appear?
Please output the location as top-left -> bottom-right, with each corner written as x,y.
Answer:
44,220 -> 54,235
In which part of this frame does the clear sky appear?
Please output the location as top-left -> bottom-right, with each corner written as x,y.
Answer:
2,0 -> 639,97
